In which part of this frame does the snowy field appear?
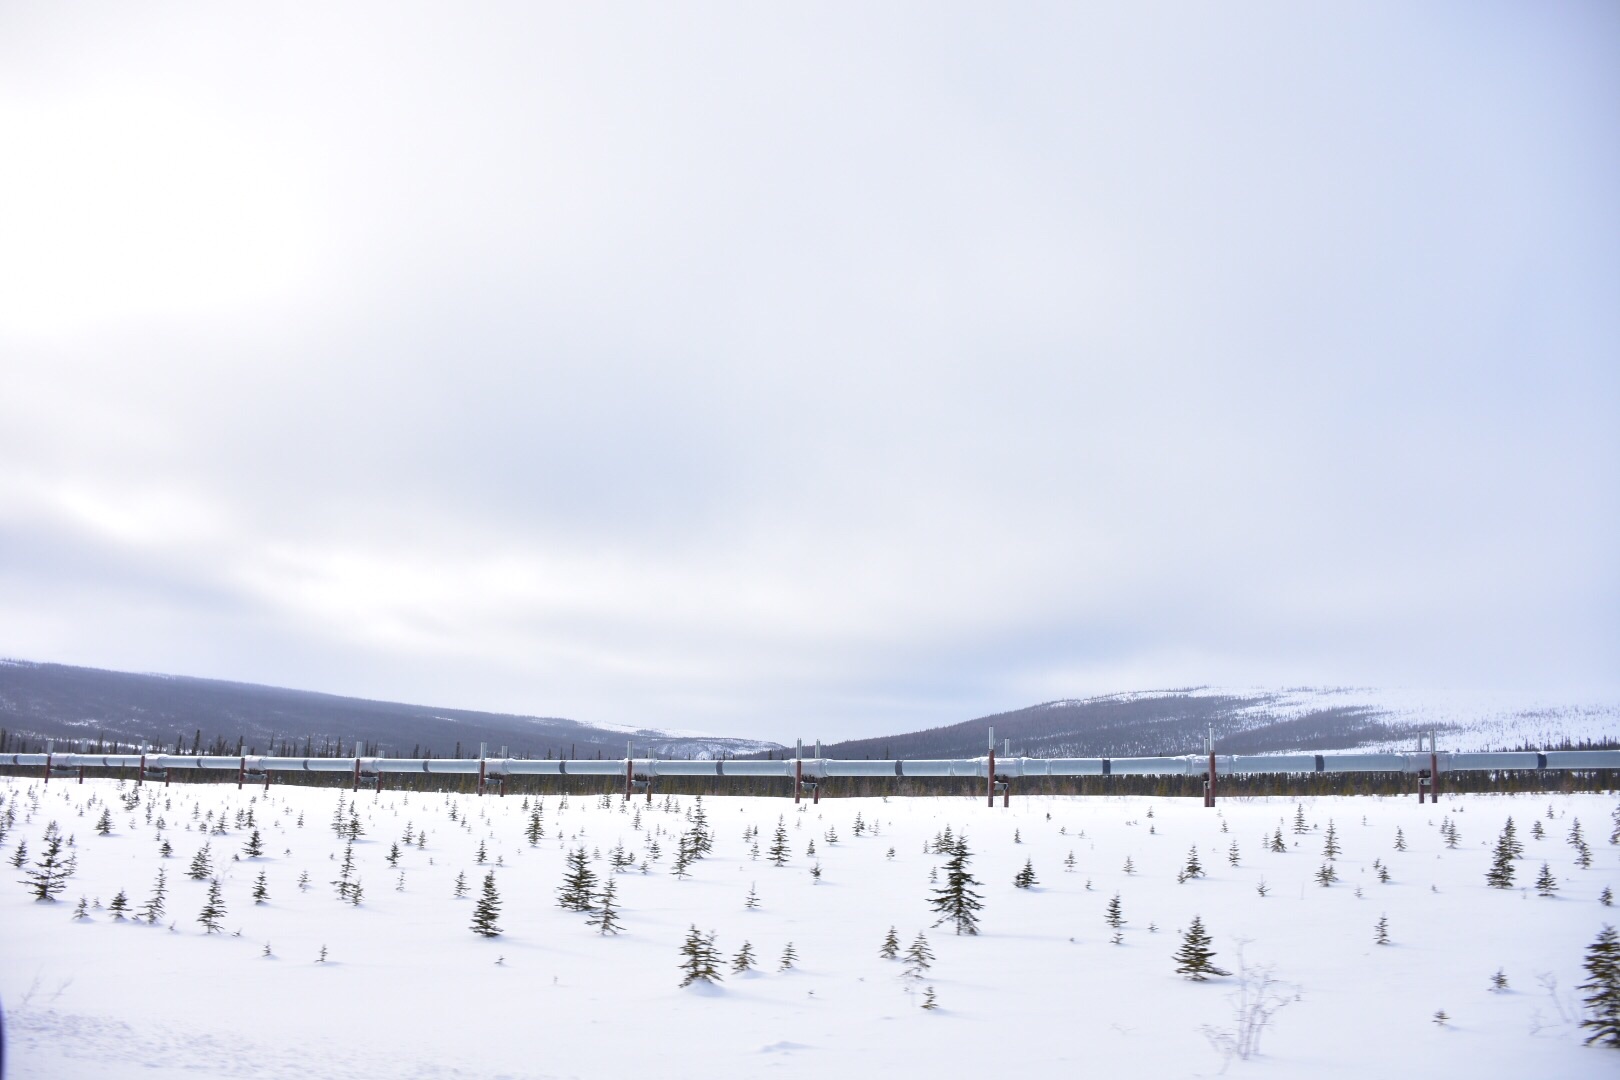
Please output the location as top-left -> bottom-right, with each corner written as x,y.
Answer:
1,777 -> 1615,1078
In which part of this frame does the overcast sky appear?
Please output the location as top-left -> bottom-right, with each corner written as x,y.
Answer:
1,2 -> 1615,741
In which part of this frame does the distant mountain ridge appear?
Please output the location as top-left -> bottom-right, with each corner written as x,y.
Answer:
805,686 -> 1620,761
0,659 -> 780,760
3,660 -> 1613,764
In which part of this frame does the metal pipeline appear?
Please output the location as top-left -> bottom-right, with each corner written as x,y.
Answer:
3,749 -> 1618,783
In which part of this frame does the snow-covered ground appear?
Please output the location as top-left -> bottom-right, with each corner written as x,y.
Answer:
1,777 -> 1615,1078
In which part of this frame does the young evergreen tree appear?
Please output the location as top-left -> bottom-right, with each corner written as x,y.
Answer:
1486,823 -> 1518,888
1579,924 -> 1620,1047
1535,862 -> 1559,897
1173,915 -> 1229,980
880,926 -> 901,959
588,876 -> 623,935
1013,859 -> 1038,889
20,832 -> 76,901
197,878 -> 226,934
332,841 -> 359,903
558,847 -> 598,910
138,866 -> 167,924
471,871 -> 502,937
903,932 -> 934,980
929,836 -> 984,935
732,940 -> 756,973
768,819 -> 790,867
679,925 -> 723,986
1105,893 -> 1126,930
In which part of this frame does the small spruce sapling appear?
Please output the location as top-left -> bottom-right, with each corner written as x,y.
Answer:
1578,924 -> 1620,1047
903,933 -> 933,980
1173,915 -> 1229,981
471,871 -> 502,937
732,941 -> 756,973
197,878 -> 226,934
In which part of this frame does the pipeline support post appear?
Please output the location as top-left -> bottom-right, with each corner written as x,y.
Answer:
1430,733 -> 1439,803
1205,728 -> 1216,809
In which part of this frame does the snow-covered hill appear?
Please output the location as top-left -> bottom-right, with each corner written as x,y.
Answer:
2,777 -> 1616,1078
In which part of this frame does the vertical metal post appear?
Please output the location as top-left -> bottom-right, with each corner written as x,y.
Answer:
1205,727 -> 1216,808
1429,732 -> 1439,803
1003,737 -> 1011,807
987,727 -> 996,808
813,739 -> 821,804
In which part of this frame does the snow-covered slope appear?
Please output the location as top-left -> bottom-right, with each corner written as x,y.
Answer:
2,778 -> 1616,1078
